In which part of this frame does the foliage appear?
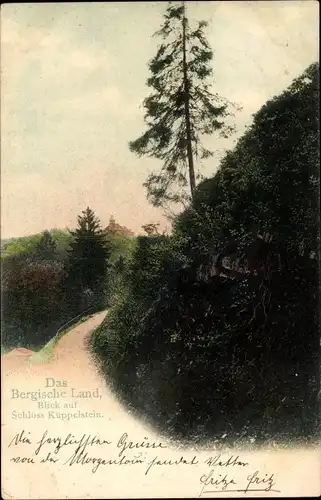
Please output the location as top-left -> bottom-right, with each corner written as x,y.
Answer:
108,233 -> 137,266
186,62 -> 319,258
1,258 -> 67,349
33,230 -> 58,261
92,62 -> 320,444
1,229 -> 73,262
1,234 -> 42,260
129,1 -> 237,206
50,229 -> 74,260
1,213 -> 136,350
104,235 -> 137,308
64,207 -> 112,312
142,223 -> 161,236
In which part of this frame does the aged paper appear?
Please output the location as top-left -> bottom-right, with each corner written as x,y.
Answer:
1,1 -> 320,498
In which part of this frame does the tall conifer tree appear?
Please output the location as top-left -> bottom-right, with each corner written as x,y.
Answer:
130,1 -> 237,206
65,208 -> 111,309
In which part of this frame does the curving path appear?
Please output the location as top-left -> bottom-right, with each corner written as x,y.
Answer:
2,311 -> 106,379
2,308 -> 160,433
2,309 -> 167,499
2,311 -> 320,499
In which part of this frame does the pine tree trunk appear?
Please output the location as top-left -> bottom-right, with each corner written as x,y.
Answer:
182,5 -> 196,199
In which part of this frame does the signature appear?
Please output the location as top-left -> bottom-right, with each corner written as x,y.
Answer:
199,469 -> 280,496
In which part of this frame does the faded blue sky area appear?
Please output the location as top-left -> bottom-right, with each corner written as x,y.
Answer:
1,1 -> 319,238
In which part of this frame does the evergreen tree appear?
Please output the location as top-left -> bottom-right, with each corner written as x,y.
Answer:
129,1 -> 238,206
65,208 -> 111,309
34,230 -> 57,261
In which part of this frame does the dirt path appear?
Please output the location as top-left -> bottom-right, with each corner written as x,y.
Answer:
2,310 -> 108,380
2,308 -> 157,431
2,311 -> 320,499
2,309 -> 167,498
51,310 -> 108,382
55,310 -> 108,359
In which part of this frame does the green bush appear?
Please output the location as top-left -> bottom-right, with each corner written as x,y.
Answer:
91,63 -> 320,444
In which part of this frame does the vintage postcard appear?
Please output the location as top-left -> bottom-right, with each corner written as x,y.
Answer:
1,1 -> 320,498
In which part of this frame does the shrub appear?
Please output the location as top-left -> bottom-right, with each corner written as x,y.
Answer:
91,63 -> 320,444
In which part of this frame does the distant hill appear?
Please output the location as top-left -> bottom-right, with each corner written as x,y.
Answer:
1,230 -> 71,260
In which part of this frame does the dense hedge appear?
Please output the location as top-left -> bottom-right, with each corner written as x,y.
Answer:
91,63 -> 320,444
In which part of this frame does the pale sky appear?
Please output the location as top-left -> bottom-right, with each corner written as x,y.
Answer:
1,1 -> 319,238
